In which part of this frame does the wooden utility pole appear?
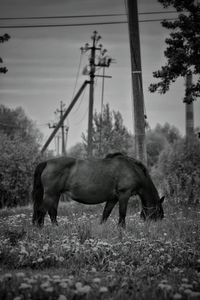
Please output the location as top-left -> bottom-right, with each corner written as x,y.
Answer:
127,0 -> 147,164
184,73 -> 194,144
81,31 -> 113,158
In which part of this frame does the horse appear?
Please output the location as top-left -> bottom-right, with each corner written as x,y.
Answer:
32,153 -> 164,228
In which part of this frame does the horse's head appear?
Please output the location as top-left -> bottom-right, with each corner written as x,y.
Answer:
140,196 -> 165,221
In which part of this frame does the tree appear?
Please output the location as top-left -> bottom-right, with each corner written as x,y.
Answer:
149,0 -> 200,101
151,137 -> 200,205
0,105 -> 42,145
146,122 -> 181,167
68,142 -> 87,159
0,33 -> 10,74
0,105 -> 42,207
82,103 -> 134,158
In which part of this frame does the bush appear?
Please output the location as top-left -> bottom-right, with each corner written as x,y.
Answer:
152,138 -> 200,205
0,133 -> 41,208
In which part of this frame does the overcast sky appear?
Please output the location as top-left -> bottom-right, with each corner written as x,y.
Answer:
1,0 -> 200,152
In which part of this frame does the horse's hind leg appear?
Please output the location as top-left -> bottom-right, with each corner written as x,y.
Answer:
101,197 -> 118,224
43,193 -> 60,225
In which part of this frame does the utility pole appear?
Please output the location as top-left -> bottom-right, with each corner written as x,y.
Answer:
127,0 -> 147,164
57,101 -> 67,155
99,66 -> 105,157
184,73 -> 194,144
81,31 -> 113,158
42,80 -> 88,154
48,101 -> 69,156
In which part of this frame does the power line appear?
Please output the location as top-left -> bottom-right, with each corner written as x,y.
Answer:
0,11 -> 177,21
0,18 -> 178,29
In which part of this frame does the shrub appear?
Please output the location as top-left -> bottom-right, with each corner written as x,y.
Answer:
152,138 -> 200,205
0,133 -> 41,208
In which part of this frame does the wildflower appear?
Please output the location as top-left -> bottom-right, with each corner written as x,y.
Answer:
53,275 -> 61,280
4,273 -> 12,279
158,283 -> 173,292
81,285 -> 91,293
16,272 -> 25,277
75,282 -> 83,290
188,291 -> 200,299
75,282 -> 91,294
173,293 -> 182,299
93,278 -> 101,284
173,267 -> 179,272
59,282 -> 68,288
37,257 -> 43,263
19,283 -> 32,289
13,297 -> 22,300
20,246 -> 28,256
91,267 -> 97,273
183,288 -> 194,295
40,281 -> 51,289
45,287 -> 54,293
59,256 -> 65,262
58,295 -> 67,300
42,244 -> 49,251
99,286 -> 108,293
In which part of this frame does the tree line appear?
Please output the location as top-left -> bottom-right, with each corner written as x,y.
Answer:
0,103 -> 199,208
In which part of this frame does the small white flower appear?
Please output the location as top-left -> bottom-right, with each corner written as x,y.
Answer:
19,283 -> 32,289
58,295 -> 67,300
37,257 -> 43,263
16,272 -> 25,277
99,286 -> 108,293
173,293 -> 182,299
93,278 -> 101,284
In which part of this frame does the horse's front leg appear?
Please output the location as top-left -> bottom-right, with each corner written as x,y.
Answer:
101,197 -> 118,224
118,190 -> 131,228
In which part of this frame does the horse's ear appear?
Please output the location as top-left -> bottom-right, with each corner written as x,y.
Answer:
160,196 -> 165,203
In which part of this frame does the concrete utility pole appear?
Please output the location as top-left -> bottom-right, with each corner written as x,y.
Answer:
81,31 -> 113,158
57,101 -> 67,155
127,0 -> 147,164
184,73 -> 194,144
48,101 -> 68,156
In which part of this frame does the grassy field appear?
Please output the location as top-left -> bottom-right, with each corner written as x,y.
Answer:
0,200 -> 200,300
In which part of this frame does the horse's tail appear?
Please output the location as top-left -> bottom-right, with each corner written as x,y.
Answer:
32,161 -> 47,224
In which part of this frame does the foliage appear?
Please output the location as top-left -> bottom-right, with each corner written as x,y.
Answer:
0,105 -> 42,144
0,203 -> 200,299
67,142 -> 87,159
149,0 -> 200,101
0,132 -> 41,208
146,123 -> 181,167
0,33 -> 10,74
152,138 -> 200,204
0,105 -> 42,208
82,103 -> 134,158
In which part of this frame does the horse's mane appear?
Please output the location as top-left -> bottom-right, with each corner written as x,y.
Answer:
105,152 -> 124,159
105,152 -> 148,176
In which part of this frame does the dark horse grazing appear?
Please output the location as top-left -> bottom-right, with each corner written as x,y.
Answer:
32,153 -> 164,228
